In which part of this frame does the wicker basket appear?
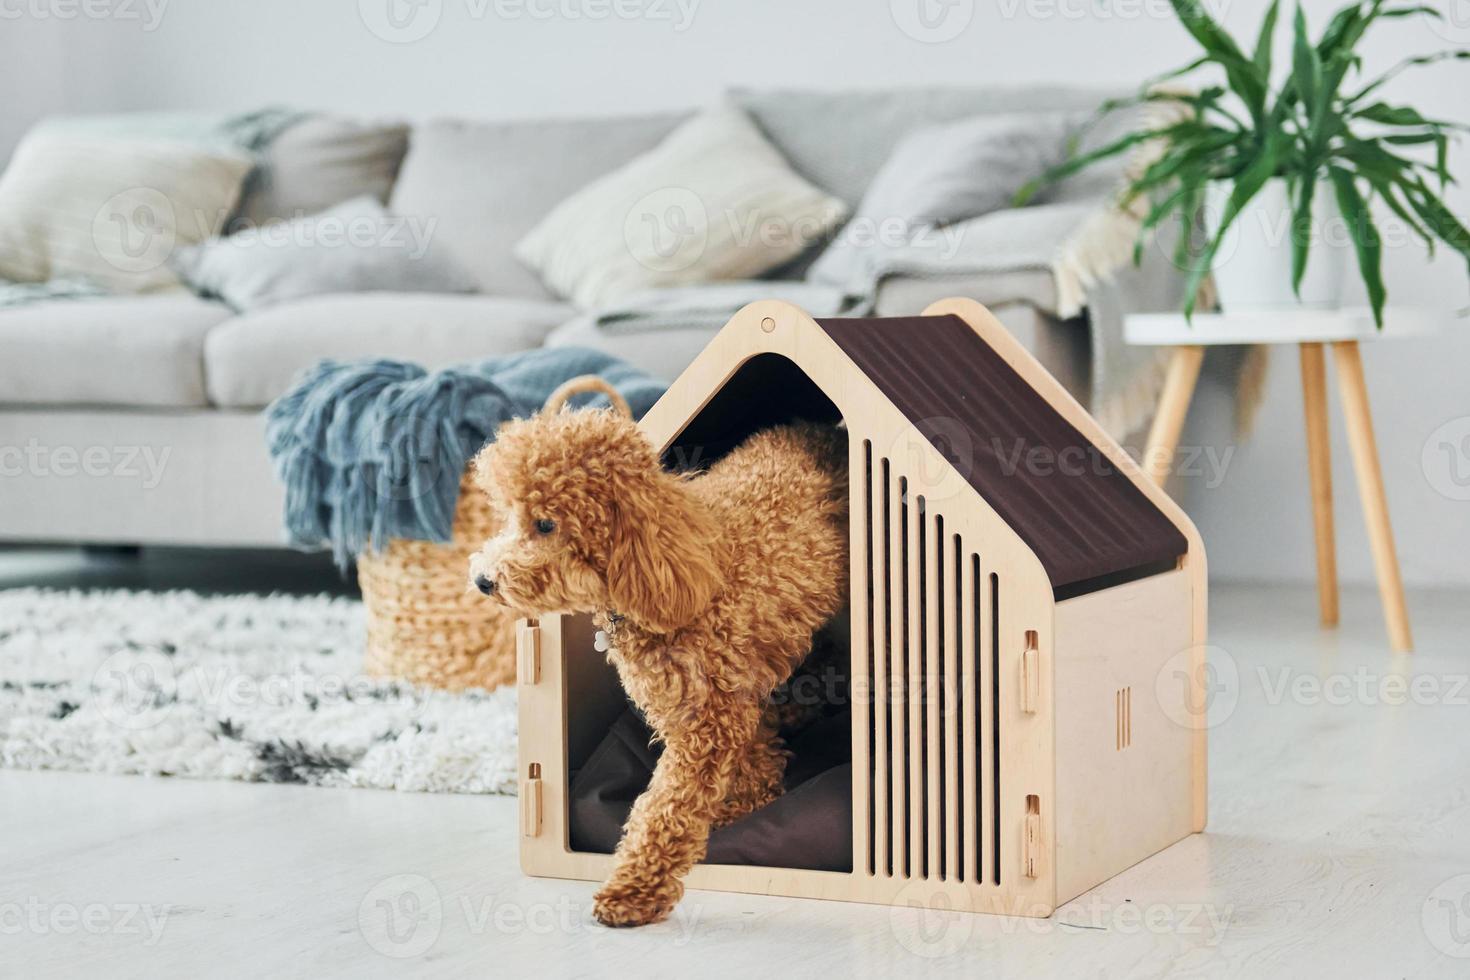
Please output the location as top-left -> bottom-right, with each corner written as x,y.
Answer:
359,470 -> 519,691
358,376 -> 629,692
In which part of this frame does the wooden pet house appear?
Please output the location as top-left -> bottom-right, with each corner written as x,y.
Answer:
517,298 -> 1208,917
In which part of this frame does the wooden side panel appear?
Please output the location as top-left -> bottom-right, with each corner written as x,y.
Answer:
1052,569 -> 1197,905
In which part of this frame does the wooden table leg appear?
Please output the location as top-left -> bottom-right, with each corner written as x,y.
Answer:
1144,345 -> 1205,487
1299,343 -> 1338,627
1331,341 -> 1413,652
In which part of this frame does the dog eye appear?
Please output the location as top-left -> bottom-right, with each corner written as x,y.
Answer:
534,518 -> 556,535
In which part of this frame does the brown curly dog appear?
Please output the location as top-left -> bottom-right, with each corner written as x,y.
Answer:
469,399 -> 848,927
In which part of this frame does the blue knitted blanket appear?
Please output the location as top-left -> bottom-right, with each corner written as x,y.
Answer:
265,347 -> 667,567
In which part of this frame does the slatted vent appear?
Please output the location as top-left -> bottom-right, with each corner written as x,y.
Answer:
860,440 -> 1002,885
1116,687 -> 1132,750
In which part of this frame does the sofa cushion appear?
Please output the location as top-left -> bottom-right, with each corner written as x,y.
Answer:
231,115 -> 410,230
203,293 -> 574,408
389,111 -> 687,300
0,295 -> 231,407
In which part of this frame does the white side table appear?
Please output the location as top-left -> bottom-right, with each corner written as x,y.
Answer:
1124,308 -> 1437,653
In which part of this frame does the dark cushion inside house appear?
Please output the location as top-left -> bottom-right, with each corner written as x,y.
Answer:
568,709 -> 853,872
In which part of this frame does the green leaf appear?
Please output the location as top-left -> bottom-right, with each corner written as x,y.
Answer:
1124,130 -> 1243,199
1316,1 -> 1366,61
1169,0 -> 1250,63
1355,102 -> 1432,126
1329,166 -> 1386,327
1401,178 -> 1470,272
1133,186 -> 1193,265
1173,183 -> 1204,269
1348,50 -> 1470,105
1014,118 -> 1213,205
1143,54 -> 1213,90
1339,138 -> 1430,181
1362,172 -> 1436,252
1292,5 -> 1321,116
1317,1 -> 1387,102
1253,0 -> 1281,80
1376,5 -> 1440,19
1290,174 -> 1316,295
1167,0 -> 1268,118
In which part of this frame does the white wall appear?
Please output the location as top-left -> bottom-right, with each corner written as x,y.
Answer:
2,0 -> 1467,586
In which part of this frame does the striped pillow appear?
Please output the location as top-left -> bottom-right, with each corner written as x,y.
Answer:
0,131 -> 252,293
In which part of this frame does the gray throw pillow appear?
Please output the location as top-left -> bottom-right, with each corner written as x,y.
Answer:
172,196 -> 476,311
230,115 -> 410,230
807,112 -> 1079,289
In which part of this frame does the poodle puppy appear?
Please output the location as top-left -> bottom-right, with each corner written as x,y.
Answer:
469,403 -> 848,927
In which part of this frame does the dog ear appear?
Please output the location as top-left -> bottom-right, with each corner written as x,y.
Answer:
607,471 -> 720,635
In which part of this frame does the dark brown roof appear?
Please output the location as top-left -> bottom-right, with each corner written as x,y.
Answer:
817,315 -> 1187,593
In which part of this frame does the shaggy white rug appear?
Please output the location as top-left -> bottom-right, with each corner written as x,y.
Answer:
0,588 -> 517,794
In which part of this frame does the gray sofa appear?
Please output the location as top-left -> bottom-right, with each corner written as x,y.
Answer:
0,86 -> 1138,549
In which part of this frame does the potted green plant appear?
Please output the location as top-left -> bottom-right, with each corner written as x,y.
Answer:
1019,0 -> 1470,325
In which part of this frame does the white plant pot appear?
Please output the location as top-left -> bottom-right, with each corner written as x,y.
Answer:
1204,177 -> 1348,312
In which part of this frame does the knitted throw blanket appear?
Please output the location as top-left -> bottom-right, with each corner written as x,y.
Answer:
265,347 -> 667,567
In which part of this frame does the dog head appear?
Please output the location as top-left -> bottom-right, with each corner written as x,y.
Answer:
468,406 -> 720,635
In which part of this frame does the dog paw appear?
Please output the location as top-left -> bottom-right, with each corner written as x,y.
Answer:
592,880 -> 682,928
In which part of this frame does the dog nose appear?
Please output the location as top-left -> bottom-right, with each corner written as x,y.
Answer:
474,575 -> 497,596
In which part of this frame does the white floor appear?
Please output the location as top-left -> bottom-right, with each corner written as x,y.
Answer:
4,582 -> 1470,979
